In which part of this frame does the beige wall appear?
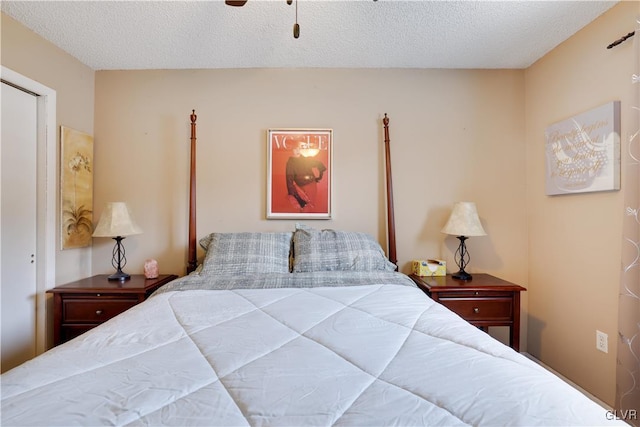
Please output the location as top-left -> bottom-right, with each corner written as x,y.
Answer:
1,13 -> 95,286
93,68 -> 528,294
525,1 -> 638,406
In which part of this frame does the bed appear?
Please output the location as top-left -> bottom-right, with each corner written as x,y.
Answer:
1,113 -> 625,426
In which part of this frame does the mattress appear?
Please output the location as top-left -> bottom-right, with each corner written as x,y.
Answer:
1,272 -> 624,426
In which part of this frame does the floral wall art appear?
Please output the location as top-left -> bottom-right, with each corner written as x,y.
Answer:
60,126 -> 93,249
545,101 -> 621,195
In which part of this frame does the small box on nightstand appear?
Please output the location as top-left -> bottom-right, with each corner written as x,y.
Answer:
411,259 -> 446,276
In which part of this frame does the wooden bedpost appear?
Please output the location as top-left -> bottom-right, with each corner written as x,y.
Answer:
383,114 -> 398,269
187,110 -> 198,274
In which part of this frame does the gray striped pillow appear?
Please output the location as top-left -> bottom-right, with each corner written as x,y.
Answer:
200,232 -> 293,275
292,226 -> 396,273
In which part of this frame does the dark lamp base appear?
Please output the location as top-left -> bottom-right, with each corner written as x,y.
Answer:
452,270 -> 473,281
107,271 -> 131,281
108,236 -> 130,281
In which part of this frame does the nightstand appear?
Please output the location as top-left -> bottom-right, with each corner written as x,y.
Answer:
47,274 -> 178,346
409,273 -> 526,351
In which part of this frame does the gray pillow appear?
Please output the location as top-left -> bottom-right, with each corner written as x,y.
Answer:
292,224 -> 396,273
199,234 -> 214,251
200,232 -> 293,275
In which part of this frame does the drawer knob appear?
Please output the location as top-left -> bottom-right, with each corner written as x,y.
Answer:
95,310 -> 103,316
474,291 -> 479,296
473,307 -> 480,314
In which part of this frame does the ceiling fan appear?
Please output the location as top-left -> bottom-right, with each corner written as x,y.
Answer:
225,0 -> 299,38
225,0 -> 293,7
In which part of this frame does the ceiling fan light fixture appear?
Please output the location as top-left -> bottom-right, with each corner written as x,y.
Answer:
292,0 -> 300,39
225,0 -> 248,6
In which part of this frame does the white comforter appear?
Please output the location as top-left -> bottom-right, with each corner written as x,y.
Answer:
1,281 -> 623,426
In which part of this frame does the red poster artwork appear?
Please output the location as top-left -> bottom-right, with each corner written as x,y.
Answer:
267,129 -> 332,219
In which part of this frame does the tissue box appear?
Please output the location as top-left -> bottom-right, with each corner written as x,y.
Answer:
412,259 -> 446,276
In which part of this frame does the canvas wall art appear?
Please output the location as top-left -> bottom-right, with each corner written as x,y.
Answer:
545,101 -> 621,195
61,126 -> 93,249
267,129 -> 332,219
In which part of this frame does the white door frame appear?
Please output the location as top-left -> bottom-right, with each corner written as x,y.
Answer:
1,66 -> 56,354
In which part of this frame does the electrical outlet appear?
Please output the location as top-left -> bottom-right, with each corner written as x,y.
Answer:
596,330 -> 608,353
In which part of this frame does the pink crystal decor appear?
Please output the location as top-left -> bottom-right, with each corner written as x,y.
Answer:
144,259 -> 159,279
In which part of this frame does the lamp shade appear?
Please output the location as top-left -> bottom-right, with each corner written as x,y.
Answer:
441,202 -> 486,237
92,202 -> 143,237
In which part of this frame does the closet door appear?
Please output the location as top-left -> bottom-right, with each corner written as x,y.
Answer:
1,82 -> 38,372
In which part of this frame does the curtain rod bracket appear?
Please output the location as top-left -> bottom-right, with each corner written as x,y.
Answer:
607,31 -> 635,49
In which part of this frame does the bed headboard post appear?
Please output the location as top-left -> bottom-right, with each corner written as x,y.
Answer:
187,110 -> 198,274
383,114 -> 398,269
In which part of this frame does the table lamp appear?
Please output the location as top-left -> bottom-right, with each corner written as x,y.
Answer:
441,201 -> 486,281
92,202 -> 142,281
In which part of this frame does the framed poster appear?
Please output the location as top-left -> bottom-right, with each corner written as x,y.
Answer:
267,129 -> 332,219
60,126 -> 93,249
544,101 -> 621,195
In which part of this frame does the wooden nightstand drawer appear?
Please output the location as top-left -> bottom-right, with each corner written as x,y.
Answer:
48,274 -> 178,346
62,297 -> 138,323
61,325 -> 100,343
409,273 -> 526,351
438,297 -> 512,321
437,291 -> 512,299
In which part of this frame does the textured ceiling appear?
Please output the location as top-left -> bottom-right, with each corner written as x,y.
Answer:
1,0 -> 619,70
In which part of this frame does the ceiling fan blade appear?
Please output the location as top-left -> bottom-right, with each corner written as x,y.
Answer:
225,0 -> 248,6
